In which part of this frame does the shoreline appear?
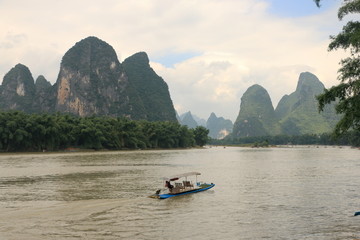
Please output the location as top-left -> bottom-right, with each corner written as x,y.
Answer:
0,146 -> 206,155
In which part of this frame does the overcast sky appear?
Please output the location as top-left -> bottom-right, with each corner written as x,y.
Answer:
0,0 -> 347,121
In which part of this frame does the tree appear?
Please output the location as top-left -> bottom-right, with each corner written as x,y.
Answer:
316,0 -> 360,136
0,111 -> 204,152
193,126 -> 210,147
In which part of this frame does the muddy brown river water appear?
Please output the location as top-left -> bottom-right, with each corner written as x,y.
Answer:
1,146 -> 360,239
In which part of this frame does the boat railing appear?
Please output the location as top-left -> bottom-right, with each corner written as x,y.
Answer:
183,181 -> 194,188
175,182 -> 185,190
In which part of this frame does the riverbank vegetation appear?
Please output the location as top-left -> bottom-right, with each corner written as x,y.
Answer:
0,111 -> 209,152
210,131 -> 360,147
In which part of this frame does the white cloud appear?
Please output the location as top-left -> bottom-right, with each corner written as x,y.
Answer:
0,0 -> 348,121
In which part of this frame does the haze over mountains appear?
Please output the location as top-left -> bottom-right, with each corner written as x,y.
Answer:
178,111 -> 233,139
0,36 -> 339,139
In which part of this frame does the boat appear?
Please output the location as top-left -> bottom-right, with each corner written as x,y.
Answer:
149,172 -> 215,199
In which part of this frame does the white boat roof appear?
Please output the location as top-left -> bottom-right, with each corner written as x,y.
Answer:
163,172 -> 201,181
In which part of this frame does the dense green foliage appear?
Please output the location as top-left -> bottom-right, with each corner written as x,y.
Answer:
0,111 -> 208,152
193,126 -> 210,147
211,131 -> 360,147
316,0 -> 360,137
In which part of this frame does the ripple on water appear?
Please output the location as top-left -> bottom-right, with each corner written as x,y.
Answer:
1,147 -> 360,239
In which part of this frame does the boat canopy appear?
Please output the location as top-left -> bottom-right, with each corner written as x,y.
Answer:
162,172 -> 201,181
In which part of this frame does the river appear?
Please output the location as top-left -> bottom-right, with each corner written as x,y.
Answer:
1,146 -> 360,239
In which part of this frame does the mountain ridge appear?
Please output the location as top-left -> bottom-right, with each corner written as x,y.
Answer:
232,72 -> 340,137
232,84 -> 281,137
0,36 -> 177,122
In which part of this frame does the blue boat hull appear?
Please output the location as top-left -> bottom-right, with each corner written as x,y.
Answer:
157,183 -> 215,199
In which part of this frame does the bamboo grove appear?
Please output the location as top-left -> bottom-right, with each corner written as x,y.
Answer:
0,111 -> 209,152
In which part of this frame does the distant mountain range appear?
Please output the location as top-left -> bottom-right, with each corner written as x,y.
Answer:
232,72 -> 340,137
178,111 -> 233,139
179,111 -> 199,129
0,37 -> 340,139
180,72 -> 339,138
206,113 -> 233,139
0,36 -> 177,122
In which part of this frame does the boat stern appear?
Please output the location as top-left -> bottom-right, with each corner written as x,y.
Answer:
148,189 -> 162,199
148,194 -> 160,199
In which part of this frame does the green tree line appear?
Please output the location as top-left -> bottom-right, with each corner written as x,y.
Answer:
0,111 -> 209,152
211,131 -> 360,147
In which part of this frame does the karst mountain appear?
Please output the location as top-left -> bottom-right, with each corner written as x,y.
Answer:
0,36 -> 177,122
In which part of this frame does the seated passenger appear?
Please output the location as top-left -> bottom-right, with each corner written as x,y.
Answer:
165,181 -> 174,191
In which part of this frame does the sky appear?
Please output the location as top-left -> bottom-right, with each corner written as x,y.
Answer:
0,0 -> 348,122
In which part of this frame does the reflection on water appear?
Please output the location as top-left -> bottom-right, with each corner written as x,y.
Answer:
1,147 -> 360,239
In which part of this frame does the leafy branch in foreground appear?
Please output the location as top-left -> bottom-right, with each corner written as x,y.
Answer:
316,0 -> 360,137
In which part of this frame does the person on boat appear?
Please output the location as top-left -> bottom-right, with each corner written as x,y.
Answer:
165,181 -> 174,192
